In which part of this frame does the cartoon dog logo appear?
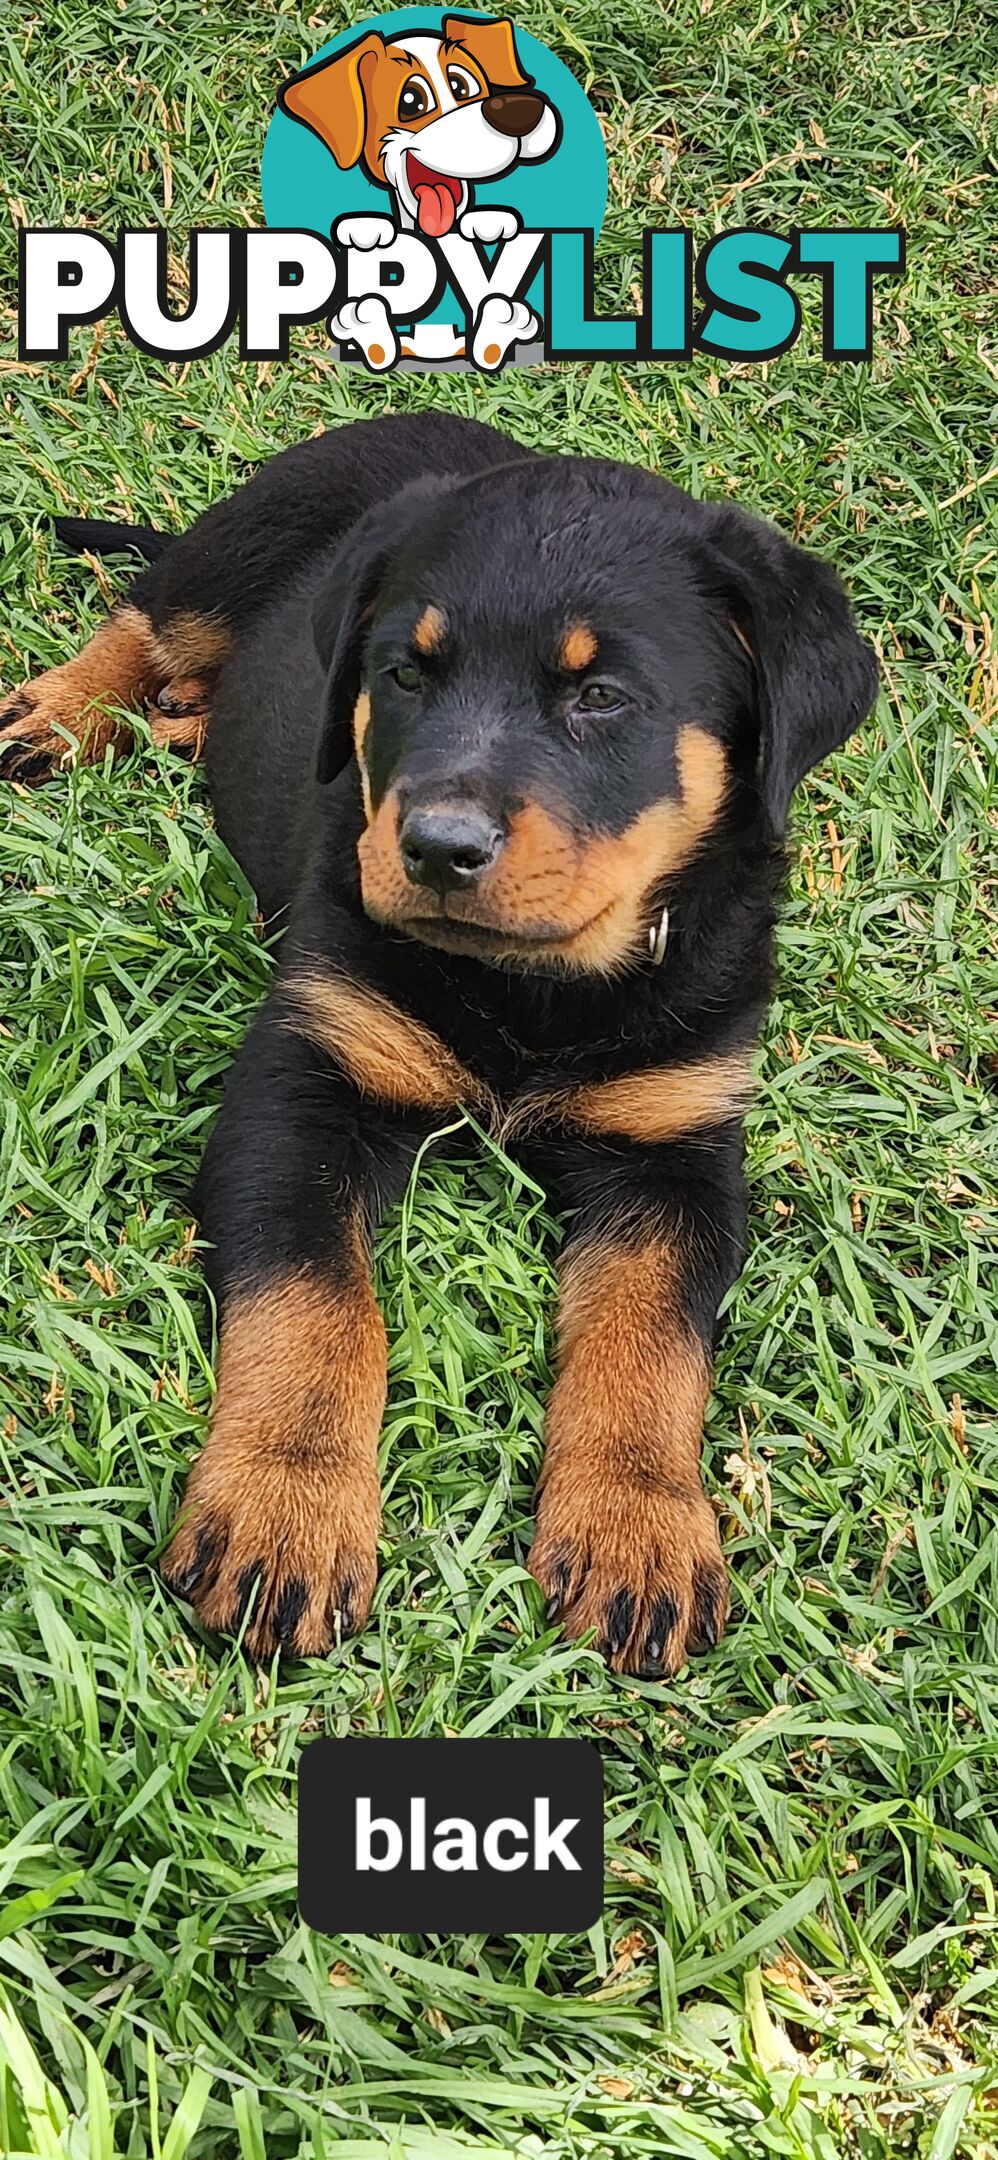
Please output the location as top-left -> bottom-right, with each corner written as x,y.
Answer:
278,14 -> 561,369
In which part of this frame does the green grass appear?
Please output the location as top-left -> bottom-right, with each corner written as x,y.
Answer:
1,0 -> 997,2153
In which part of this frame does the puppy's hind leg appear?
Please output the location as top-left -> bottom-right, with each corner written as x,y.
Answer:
0,512 -> 232,783
147,610 -> 233,760
149,702 -> 211,761
0,601 -> 164,782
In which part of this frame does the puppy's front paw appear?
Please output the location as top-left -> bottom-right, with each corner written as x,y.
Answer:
164,1273 -> 387,1658
162,1441 -> 380,1658
528,1479 -> 728,1677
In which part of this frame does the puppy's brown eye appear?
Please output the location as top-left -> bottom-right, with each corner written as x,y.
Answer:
391,663 -> 422,692
575,682 -> 624,715
447,66 -> 477,101
399,75 -> 433,119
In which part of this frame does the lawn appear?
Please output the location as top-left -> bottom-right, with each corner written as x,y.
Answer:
1,0 -> 996,2154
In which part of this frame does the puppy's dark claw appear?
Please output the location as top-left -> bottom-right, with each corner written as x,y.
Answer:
274,1575 -> 309,1646
234,1559 -> 266,1627
689,1566 -> 726,1653
165,1522 -> 220,1599
605,1586 -> 635,1656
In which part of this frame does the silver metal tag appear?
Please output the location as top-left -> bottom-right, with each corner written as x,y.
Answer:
648,906 -> 670,966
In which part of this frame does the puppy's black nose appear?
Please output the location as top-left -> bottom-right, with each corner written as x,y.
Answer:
482,90 -> 547,137
400,805 -> 503,893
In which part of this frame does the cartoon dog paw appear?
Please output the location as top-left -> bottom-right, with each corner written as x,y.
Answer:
471,295 -> 538,372
330,295 -> 398,373
332,214 -> 397,251
458,207 -> 522,244
400,324 -> 466,362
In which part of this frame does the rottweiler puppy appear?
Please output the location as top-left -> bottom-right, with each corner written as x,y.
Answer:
0,413 -> 879,1674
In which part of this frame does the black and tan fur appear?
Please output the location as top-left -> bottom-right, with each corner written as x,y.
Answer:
0,414 -> 879,1673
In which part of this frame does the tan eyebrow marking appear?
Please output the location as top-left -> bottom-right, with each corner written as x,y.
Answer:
559,623 -> 597,671
413,605 -> 446,655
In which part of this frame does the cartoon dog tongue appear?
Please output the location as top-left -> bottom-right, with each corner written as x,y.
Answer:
409,161 -> 461,237
414,182 -> 455,236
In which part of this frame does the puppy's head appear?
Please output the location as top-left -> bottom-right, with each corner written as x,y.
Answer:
313,459 -> 878,976
279,17 -> 559,237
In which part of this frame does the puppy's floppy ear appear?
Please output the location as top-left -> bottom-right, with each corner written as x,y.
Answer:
278,33 -> 383,169
443,14 -> 532,88
702,504 -> 880,831
313,478 -> 457,784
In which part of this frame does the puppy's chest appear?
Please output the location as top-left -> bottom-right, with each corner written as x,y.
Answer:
281,970 -> 753,1152
451,1022 -> 753,1153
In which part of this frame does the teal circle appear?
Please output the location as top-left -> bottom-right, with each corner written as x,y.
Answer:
261,10 -> 607,241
